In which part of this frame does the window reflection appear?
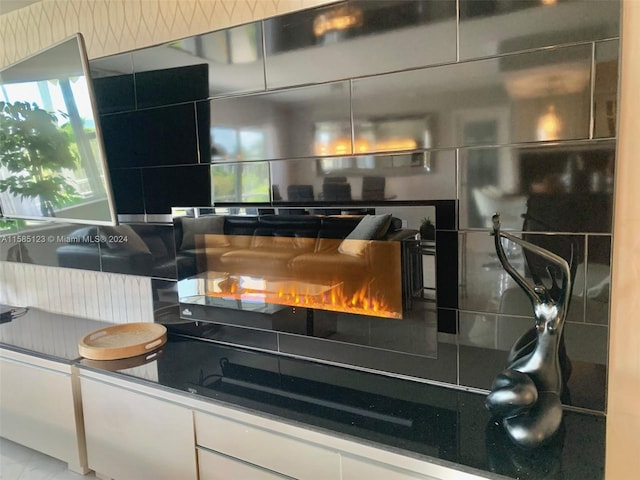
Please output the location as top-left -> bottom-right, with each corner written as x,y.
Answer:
210,126 -> 267,162
210,162 -> 270,203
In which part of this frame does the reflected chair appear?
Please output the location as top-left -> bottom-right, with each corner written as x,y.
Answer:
472,186 -> 526,229
287,185 -> 315,202
322,182 -> 352,202
361,176 -> 386,201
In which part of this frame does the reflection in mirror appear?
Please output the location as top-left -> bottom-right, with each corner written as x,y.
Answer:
459,0 -> 620,60
315,115 -> 434,158
0,34 -> 117,225
264,0 -> 456,88
459,141 -> 615,231
353,44 -> 592,151
131,22 -> 265,97
270,150 -> 456,204
200,81 -> 351,162
173,205 -> 438,358
594,39 -> 619,139
89,52 -> 134,78
210,161 -> 270,204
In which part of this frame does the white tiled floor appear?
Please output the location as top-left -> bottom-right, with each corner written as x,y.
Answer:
0,438 -> 97,480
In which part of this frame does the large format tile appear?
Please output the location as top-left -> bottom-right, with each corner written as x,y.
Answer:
199,81 -> 351,162
459,0 -> 620,60
132,22 -> 265,98
264,0 -> 456,88
353,45 -> 593,153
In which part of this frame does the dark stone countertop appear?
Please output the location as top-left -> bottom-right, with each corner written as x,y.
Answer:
0,308 -> 605,480
0,306 -> 112,363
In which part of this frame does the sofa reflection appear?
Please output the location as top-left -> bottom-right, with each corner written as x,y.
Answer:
56,224 -> 177,278
175,213 -> 418,318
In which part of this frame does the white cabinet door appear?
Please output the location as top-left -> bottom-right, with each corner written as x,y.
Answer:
0,353 -> 87,473
198,447 -> 290,480
80,376 -> 197,480
194,411 -> 340,480
342,455 -> 443,480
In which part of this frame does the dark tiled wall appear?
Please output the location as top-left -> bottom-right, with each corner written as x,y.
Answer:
0,0 -> 620,412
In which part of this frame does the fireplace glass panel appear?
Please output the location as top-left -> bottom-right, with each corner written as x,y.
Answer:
175,205 -> 439,359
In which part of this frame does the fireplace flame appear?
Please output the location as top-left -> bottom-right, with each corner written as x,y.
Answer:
206,277 -> 401,319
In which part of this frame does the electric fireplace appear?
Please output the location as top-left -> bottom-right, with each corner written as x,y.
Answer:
173,204 -> 456,368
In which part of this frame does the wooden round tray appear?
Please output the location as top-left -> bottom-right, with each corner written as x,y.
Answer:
78,323 -> 167,360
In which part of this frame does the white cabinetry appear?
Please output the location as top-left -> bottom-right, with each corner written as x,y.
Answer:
194,411 -> 340,479
197,448 -> 290,480
78,369 -> 487,480
80,375 -> 197,480
0,349 -> 88,474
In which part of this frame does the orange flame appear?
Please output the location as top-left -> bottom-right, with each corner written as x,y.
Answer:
206,279 -> 401,319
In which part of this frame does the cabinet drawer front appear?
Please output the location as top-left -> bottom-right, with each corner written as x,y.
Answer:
342,455 -> 442,480
198,448 -> 290,480
0,357 -> 79,465
194,411 -> 340,480
81,378 -> 197,480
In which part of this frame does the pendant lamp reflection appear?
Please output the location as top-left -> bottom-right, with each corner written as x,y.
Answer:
536,104 -> 562,141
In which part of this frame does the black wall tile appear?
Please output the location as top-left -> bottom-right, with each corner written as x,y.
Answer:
101,103 -> 199,169
92,74 -> 136,114
142,165 -> 211,214
108,168 -> 145,214
135,64 -> 209,109
435,230 -> 458,311
278,332 -> 458,385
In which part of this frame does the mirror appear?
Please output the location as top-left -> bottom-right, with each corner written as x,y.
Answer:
0,34 -> 117,225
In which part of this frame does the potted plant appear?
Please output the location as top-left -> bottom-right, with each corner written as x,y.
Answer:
0,101 -> 79,217
419,217 -> 435,240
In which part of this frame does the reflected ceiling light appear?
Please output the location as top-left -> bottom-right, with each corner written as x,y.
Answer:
537,104 -> 562,141
503,62 -> 590,99
375,138 -> 418,152
313,5 -> 363,37
314,137 -> 417,156
541,0 -> 558,5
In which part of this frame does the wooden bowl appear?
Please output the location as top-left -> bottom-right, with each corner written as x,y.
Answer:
79,323 -> 167,360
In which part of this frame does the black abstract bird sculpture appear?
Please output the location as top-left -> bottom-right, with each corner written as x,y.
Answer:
485,214 -> 572,449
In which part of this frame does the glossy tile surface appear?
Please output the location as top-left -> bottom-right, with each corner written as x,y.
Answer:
142,165 -> 211,214
89,52 -> 134,77
584,235 -> 611,325
135,64 -> 209,109
352,45 -> 592,152
0,220 -> 20,262
270,150 -> 456,204
210,162 -> 270,204
132,22 -> 265,97
92,74 -> 136,114
459,0 -> 620,60
201,81 -> 351,162
458,311 -> 607,411
98,224 -> 177,279
458,142 -> 616,231
458,231 -> 587,324
594,39 -> 619,139
152,279 -> 179,312
108,168 -> 145,214
101,104 -> 199,169
15,222 -> 101,271
278,332 -> 458,385
264,0 -> 456,88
